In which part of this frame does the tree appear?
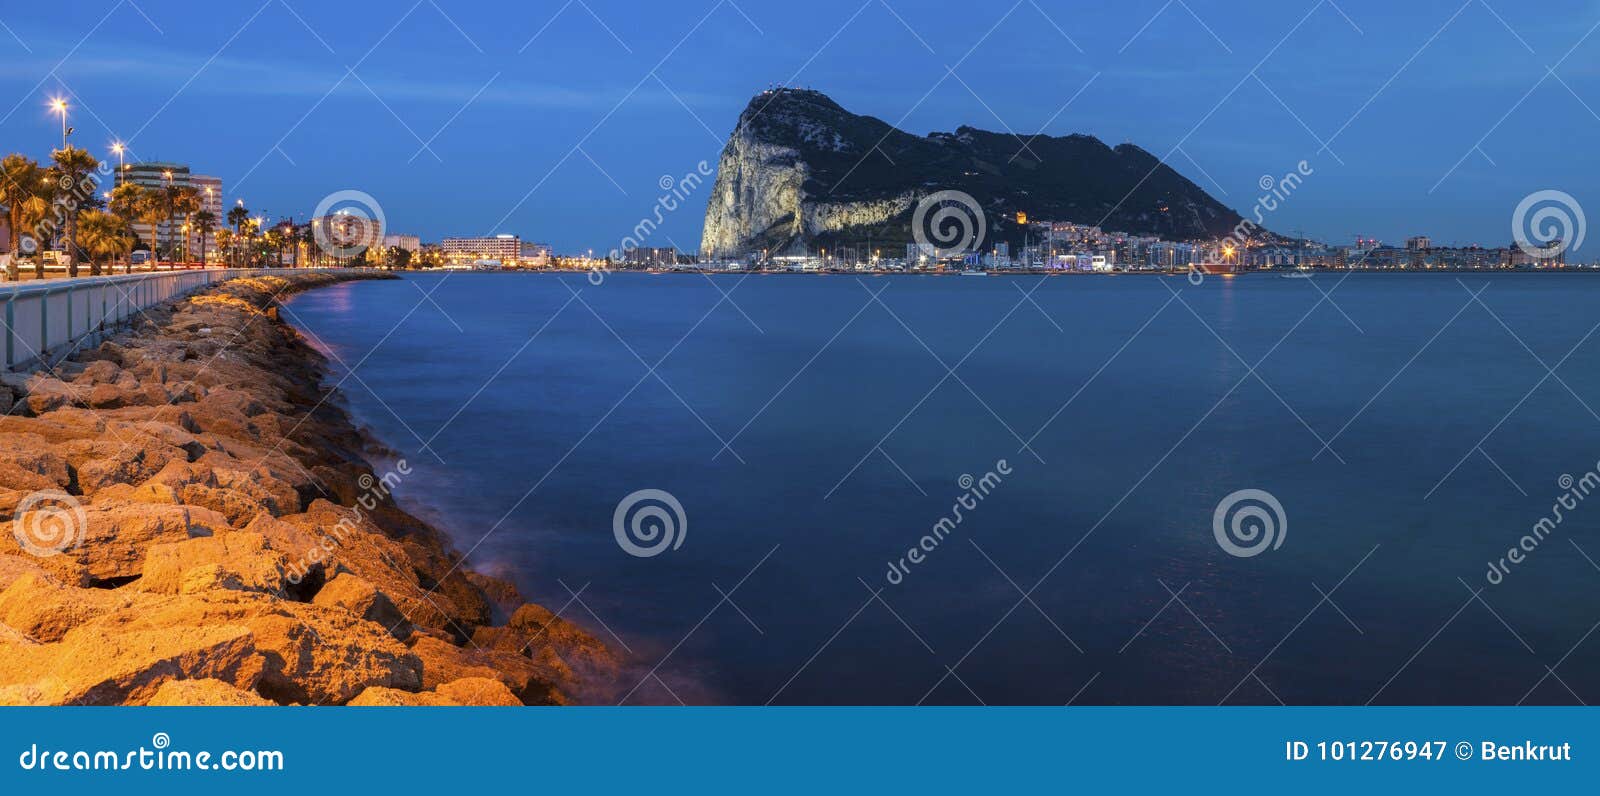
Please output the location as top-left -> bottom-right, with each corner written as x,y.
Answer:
48,146 -> 99,278
134,188 -> 169,269
264,226 -> 285,267
0,154 -> 46,281
169,186 -> 199,265
192,209 -> 217,267
293,222 -> 311,267
214,228 -> 235,269
226,204 -> 250,267
76,209 -> 133,275
107,182 -> 147,273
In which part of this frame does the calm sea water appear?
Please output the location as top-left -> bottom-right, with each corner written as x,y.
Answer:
284,271 -> 1600,705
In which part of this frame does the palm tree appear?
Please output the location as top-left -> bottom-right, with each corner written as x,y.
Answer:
214,227 -> 236,270
0,154 -> 46,281
48,146 -> 99,278
263,227 -> 284,268
108,182 -> 147,273
76,209 -> 133,276
27,172 -> 57,280
289,221 -> 307,267
137,189 -> 170,269
170,186 -> 199,266
226,204 -> 250,267
192,209 -> 217,267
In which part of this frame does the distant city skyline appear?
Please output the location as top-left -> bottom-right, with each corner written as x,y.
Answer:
5,0 -> 1599,253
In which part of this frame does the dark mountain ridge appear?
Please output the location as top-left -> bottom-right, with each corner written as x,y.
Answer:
700,88 -> 1256,259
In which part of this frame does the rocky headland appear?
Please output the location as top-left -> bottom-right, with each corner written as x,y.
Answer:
0,272 -> 615,705
700,87 -> 1258,259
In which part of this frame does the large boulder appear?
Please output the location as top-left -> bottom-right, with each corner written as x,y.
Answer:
138,532 -> 290,596
146,678 -> 273,706
0,502 -> 227,585
345,686 -> 450,706
472,603 -> 618,702
347,677 -> 521,706
0,572 -> 128,641
0,622 -> 262,706
408,633 -> 566,705
20,376 -> 85,415
52,435 -> 186,496
312,573 -> 412,640
0,433 -> 71,492
434,677 -> 522,706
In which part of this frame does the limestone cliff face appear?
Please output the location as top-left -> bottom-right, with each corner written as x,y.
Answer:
700,134 -> 808,258
702,89 -> 926,258
700,88 -> 1254,259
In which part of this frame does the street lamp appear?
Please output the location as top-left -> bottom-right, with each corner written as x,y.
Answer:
49,97 -> 69,149
110,142 -> 125,173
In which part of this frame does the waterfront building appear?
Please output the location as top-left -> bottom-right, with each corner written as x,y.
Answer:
188,174 -> 222,261
520,241 -> 553,267
624,246 -> 678,267
442,235 -> 521,265
116,161 -> 192,255
311,213 -> 384,257
383,234 -> 421,253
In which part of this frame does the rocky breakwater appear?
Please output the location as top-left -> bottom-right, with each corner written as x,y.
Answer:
0,272 -> 615,705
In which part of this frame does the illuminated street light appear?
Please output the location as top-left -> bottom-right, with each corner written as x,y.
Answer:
49,97 -> 69,149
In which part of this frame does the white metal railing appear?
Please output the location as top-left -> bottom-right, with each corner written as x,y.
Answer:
1,268 -> 365,371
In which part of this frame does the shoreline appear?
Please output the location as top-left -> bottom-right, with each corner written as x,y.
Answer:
0,271 -> 615,705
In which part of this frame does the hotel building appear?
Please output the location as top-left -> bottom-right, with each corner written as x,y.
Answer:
189,174 -> 223,261
116,162 -> 192,256
311,213 -> 384,258
382,234 -> 421,253
441,234 -> 522,264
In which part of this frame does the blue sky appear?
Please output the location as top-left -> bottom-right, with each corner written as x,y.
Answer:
3,0 -> 1599,254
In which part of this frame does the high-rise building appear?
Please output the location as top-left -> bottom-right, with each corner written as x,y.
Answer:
623,247 -> 677,267
382,234 -> 421,253
442,235 -> 521,264
116,162 -> 192,255
189,174 -> 222,261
